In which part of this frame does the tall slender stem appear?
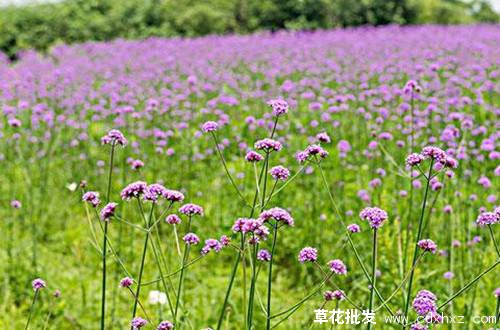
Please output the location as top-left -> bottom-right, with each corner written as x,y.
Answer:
131,201 -> 154,325
488,225 -> 500,257
367,229 -> 378,330
25,290 -> 39,330
266,222 -> 278,330
403,160 -> 433,327
101,142 -> 115,330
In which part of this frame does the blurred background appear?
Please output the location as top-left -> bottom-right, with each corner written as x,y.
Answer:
0,0 -> 499,59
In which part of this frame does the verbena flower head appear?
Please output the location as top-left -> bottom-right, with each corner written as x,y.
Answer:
257,249 -> 272,262
245,150 -> 264,162
316,132 -> 331,144
183,233 -> 200,245
166,214 -> 181,225
220,235 -> 230,246
157,321 -> 174,330
100,202 -> 117,221
144,183 -> 168,202
305,144 -> 328,158
259,207 -> 294,226
201,121 -> 218,133
179,203 -> 204,216
347,224 -> 361,233
269,165 -> 290,180
359,207 -> 388,229
102,129 -> 127,146
164,190 -> 185,203
131,317 -> 148,329
324,290 -> 345,301
82,191 -> 101,207
120,277 -> 134,288
121,181 -> 147,200
418,239 -> 438,253
403,80 -> 422,94
232,218 -> 269,242
410,324 -> 429,330
255,138 -> 282,152
267,99 -> 289,116
128,158 -> 144,170
298,247 -> 318,263
10,200 -> 21,209
476,211 -> 497,226
201,238 -> 222,255
406,153 -> 424,167
421,146 -> 447,162
412,291 -> 437,316
32,278 -> 46,291
494,287 -> 500,298
328,259 -> 347,275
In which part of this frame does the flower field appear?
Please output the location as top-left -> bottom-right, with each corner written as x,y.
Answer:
0,25 -> 499,329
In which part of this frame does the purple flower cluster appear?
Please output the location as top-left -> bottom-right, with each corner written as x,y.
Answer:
324,290 -> 345,301
328,259 -> 347,275
100,202 -> 117,221
359,207 -> 388,229
257,249 -> 272,262
417,239 -> 438,253
120,181 -> 148,200
347,224 -> 361,233
412,290 -> 438,316
201,238 -> 223,255
232,218 -> 269,243
269,165 -> 290,181
201,121 -> 218,133
259,207 -> 294,226
245,150 -> 264,162
32,278 -> 46,291
255,138 -> 282,152
179,203 -> 204,216
157,321 -> 174,330
476,211 -> 498,226
166,214 -> 182,225
101,129 -> 127,146
131,317 -> 148,329
183,233 -> 200,245
298,247 -> 318,263
120,277 -> 134,288
82,191 -> 101,208
267,99 -> 289,117
296,144 -> 328,164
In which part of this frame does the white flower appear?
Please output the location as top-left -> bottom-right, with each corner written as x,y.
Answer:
148,290 -> 167,305
67,182 -> 78,192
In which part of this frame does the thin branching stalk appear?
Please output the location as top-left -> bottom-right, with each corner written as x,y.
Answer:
488,225 -> 500,257
266,222 -> 278,330
25,290 -> 39,330
403,160 -> 434,327
367,228 -> 378,330
174,216 -> 192,323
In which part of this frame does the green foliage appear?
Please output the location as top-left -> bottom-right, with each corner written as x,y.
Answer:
0,0 -> 498,58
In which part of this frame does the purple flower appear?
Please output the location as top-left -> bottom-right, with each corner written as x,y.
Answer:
131,317 -> 148,329
144,183 -> 168,202
257,249 -> 272,262
255,138 -> 282,152
120,277 -> 134,288
179,203 -> 204,216
410,324 -> 428,330
11,200 -> 21,209
269,165 -> 290,180
421,146 -> 446,162
201,121 -> 218,132
201,239 -> 222,255
121,181 -> 148,200
347,224 -> 361,233
166,214 -> 182,225
183,233 -> 200,245
328,259 -> 347,275
412,292 -> 437,316
100,202 -> 117,221
494,287 -> 500,298
82,191 -> 101,207
305,144 -> 328,158
359,207 -> 388,229
8,117 -> 21,127
324,290 -> 345,301
157,321 -> 174,330
101,129 -> 127,146
164,190 -> 185,203
417,239 -> 438,253
220,235 -> 230,246
443,271 -> 454,280
32,278 -> 46,291
245,151 -> 264,162
128,158 -> 144,170
267,99 -> 289,116
476,211 -> 497,226
316,132 -> 331,143
298,247 -> 318,263
406,153 -> 424,167
259,207 -> 294,226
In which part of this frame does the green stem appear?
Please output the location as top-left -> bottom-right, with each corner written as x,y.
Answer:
403,160 -> 433,327
488,225 -> 500,257
367,229 -> 378,330
266,223 -> 278,330
25,290 -> 39,330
